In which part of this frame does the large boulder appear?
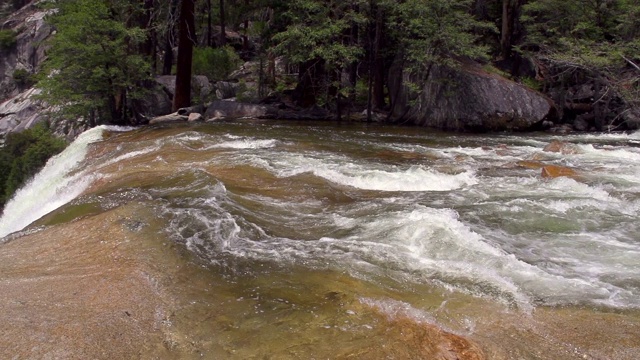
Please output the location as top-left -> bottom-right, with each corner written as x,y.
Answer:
137,76 -> 213,121
155,75 -> 213,104
214,81 -> 238,100
133,80 -> 173,120
204,100 -> 277,120
389,61 -> 557,131
622,107 -> 640,130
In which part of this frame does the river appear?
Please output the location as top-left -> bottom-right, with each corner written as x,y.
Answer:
1,121 -> 639,359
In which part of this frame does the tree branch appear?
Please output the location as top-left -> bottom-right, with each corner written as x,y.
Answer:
622,55 -> 640,72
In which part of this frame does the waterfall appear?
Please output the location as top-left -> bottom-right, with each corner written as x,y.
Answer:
0,126 -> 108,239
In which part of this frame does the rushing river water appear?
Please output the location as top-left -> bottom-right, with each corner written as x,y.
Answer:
1,121 -> 640,359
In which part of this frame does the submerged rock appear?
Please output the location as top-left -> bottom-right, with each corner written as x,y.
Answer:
389,61 -> 556,131
543,140 -> 581,154
541,165 -> 577,179
516,160 -> 545,169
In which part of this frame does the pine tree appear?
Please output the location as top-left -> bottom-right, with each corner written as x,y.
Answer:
38,0 -> 151,125
271,0 -> 366,108
389,0 -> 493,75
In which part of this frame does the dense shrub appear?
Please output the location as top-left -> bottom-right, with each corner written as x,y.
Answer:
192,46 -> 242,81
0,29 -> 17,50
12,68 -> 33,87
0,123 -> 67,207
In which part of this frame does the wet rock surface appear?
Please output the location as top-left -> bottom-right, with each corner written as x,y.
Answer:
0,204 -> 175,359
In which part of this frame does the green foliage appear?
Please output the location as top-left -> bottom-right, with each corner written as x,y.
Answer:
271,0 -> 366,71
37,0 -> 151,124
522,0 -> 615,47
389,0 -> 494,75
520,0 -> 640,116
0,29 -> 17,50
520,76 -> 542,91
483,64 -> 512,79
354,78 -> 370,104
12,68 -> 33,87
0,123 -> 67,207
192,45 -> 242,81
521,0 -> 639,53
617,0 -> 640,41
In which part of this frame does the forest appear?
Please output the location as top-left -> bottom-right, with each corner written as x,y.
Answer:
0,0 -> 636,129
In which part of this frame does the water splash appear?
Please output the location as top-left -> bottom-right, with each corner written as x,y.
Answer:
0,126 -> 118,239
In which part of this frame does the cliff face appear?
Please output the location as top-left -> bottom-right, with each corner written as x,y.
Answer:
0,1 -> 55,138
0,1 -> 52,102
389,61 -> 556,132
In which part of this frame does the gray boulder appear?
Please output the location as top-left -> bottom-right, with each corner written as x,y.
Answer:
204,100 -> 276,120
214,81 -> 238,100
622,108 -> 640,130
389,61 -> 556,131
188,112 -> 203,122
135,81 -> 173,119
149,113 -> 188,125
155,75 -> 212,104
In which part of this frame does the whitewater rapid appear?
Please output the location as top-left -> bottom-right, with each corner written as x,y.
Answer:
2,123 -> 640,311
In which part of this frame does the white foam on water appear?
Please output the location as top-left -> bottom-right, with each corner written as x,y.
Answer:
54,124 -> 637,310
0,126 -> 111,239
545,177 -> 613,201
438,146 -> 492,159
629,130 -> 640,140
261,154 -> 478,192
333,205 -> 624,308
153,147 -> 639,309
206,138 -> 278,150
95,145 -> 163,170
359,297 -> 441,327
576,144 -> 640,162
319,166 -> 477,192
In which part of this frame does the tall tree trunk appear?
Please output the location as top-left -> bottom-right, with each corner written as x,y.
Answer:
500,0 -> 511,59
142,0 -> 156,74
294,59 -> 324,107
348,3 -> 359,111
162,0 -> 179,75
219,0 -> 226,46
372,6 -> 385,109
206,0 -> 212,47
366,0 -> 375,122
173,0 -> 196,111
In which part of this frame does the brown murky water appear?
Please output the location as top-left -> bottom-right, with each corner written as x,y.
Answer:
1,122 -> 640,359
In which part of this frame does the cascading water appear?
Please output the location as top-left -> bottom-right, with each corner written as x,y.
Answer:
2,122 -> 640,358
0,126 -> 106,239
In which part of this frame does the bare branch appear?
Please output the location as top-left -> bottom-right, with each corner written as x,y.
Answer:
622,55 -> 640,72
